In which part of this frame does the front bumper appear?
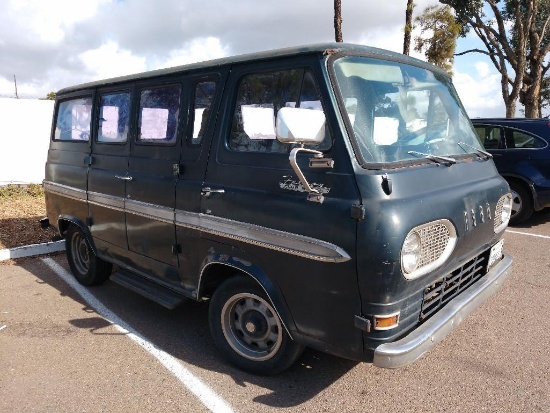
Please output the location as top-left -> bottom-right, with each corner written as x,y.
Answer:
373,253 -> 513,368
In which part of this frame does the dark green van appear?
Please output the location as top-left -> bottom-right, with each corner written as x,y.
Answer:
45,43 -> 513,375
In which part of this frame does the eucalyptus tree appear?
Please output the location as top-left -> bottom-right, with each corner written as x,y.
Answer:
441,0 -> 550,118
414,5 -> 462,74
403,0 -> 416,55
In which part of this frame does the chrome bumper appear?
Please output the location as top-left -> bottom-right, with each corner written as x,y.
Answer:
373,253 -> 513,368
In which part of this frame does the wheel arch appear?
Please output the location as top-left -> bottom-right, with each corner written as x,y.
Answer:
502,174 -> 539,209
198,257 -> 298,339
57,215 -> 98,254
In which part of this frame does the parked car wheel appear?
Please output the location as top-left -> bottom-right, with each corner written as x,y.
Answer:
508,181 -> 533,225
208,275 -> 304,375
66,224 -> 112,286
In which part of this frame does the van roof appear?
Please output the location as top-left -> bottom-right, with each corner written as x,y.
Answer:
57,42 -> 446,95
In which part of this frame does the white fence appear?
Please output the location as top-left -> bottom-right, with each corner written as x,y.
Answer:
0,98 -> 55,185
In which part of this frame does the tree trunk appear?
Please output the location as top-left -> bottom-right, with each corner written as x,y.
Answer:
403,0 -> 415,55
334,0 -> 343,42
524,82 -> 542,118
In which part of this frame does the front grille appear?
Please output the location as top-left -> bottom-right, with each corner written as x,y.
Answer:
418,223 -> 451,267
419,250 -> 489,322
494,196 -> 506,231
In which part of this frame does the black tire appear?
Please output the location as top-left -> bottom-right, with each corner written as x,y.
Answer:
208,276 -> 304,375
508,181 -> 533,225
65,225 -> 112,286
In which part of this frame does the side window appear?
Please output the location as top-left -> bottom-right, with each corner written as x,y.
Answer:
191,81 -> 217,145
229,69 -> 330,153
98,92 -> 131,143
54,97 -> 93,141
505,128 -> 546,149
475,126 -> 501,149
138,85 -> 182,144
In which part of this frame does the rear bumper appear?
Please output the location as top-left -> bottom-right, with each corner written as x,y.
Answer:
373,253 -> 513,368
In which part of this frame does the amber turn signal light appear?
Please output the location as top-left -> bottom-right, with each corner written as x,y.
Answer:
373,313 -> 400,331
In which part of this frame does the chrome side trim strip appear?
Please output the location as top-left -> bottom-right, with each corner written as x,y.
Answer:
125,198 -> 174,224
88,191 -> 124,212
176,210 -> 351,263
43,181 -> 87,202
44,181 -> 350,263
373,254 -> 513,368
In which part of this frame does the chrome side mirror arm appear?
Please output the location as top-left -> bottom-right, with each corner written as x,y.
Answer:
289,147 -> 333,203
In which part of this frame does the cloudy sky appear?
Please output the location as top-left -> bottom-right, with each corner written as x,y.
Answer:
1,0 -> 505,117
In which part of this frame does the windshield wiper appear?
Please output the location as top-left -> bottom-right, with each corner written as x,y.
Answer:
458,142 -> 493,160
407,151 -> 457,166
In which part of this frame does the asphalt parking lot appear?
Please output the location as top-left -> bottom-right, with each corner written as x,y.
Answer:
1,210 -> 549,413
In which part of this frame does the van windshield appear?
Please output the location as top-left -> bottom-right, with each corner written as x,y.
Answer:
332,56 -> 483,165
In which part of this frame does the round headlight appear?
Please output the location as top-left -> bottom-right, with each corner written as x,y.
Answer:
402,231 -> 421,274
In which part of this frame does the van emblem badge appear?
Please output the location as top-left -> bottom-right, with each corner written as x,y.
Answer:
464,202 -> 492,231
280,176 -> 331,194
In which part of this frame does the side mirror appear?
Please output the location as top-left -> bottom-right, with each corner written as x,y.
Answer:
276,107 -> 333,204
276,107 -> 326,144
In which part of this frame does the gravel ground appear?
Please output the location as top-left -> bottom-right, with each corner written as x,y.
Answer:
0,184 -> 58,253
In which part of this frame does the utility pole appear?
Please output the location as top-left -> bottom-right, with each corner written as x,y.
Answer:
14,75 -> 19,99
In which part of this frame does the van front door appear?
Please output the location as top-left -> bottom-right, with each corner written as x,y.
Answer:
201,63 -> 362,352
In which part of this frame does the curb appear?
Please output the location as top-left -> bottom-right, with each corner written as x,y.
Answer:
0,240 -> 65,262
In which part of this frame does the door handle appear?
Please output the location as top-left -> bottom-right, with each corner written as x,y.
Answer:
115,175 -> 133,181
201,187 -> 225,197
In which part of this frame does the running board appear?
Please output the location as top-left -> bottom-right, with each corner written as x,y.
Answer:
110,271 -> 186,309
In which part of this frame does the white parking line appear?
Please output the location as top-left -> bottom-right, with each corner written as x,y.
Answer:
41,257 -> 235,413
506,229 -> 550,240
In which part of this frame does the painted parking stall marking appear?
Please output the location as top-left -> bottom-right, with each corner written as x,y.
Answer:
506,229 -> 550,240
41,257 -> 235,413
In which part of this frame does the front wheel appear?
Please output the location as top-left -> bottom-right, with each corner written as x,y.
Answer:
66,225 -> 112,286
208,276 -> 304,375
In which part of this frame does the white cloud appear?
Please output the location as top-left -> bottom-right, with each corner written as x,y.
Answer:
158,37 -> 231,69
6,0 -> 107,45
0,0 -> 511,119
453,64 -> 505,118
474,61 -> 491,78
78,42 -> 147,81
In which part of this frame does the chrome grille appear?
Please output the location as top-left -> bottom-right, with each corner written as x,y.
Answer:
418,223 -> 450,267
420,250 -> 488,322
494,196 -> 505,231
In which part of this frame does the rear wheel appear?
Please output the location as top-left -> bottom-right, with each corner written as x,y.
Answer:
508,181 -> 533,225
208,276 -> 304,375
66,225 -> 112,286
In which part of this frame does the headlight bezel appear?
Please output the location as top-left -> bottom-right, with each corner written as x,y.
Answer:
494,193 -> 513,233
401,219 -> 457,280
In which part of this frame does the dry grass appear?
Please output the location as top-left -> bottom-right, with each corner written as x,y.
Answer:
0,184 -> 58,251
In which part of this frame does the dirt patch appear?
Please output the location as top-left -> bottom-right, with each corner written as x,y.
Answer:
0,184 -> 59,251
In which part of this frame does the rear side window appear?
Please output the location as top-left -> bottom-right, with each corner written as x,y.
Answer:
474,126 -> 502,150
229,69 -> 330,153
505,128 -> 546,149
98,92 -> 131,143
54,97 -> 93,141
191,81 -> 217,145
138,85 -> 182,144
